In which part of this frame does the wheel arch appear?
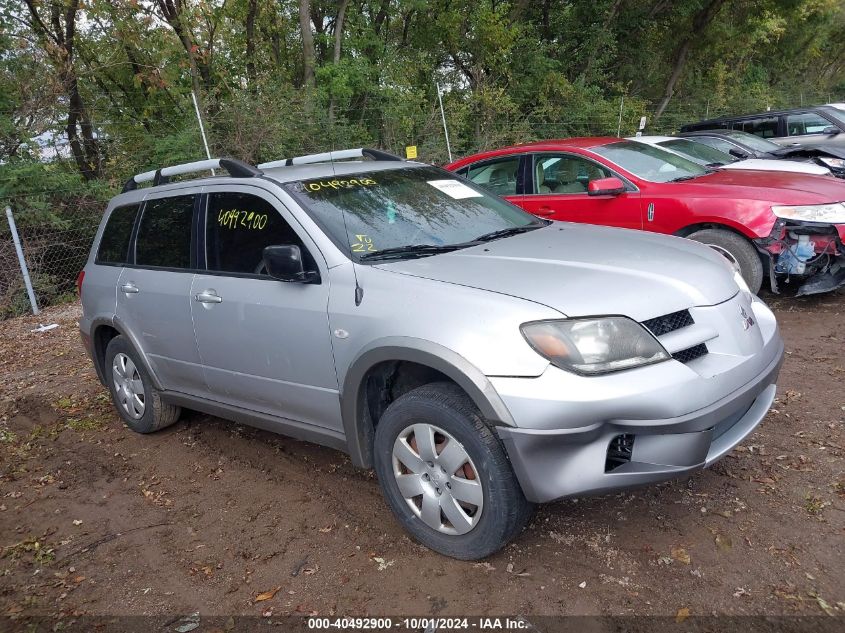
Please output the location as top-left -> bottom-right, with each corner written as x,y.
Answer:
90,316 -> 164,391
674,220 -> 758,240
340,338 -> 516,468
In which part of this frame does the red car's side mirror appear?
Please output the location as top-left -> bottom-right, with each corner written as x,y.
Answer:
588,177 -> 626,196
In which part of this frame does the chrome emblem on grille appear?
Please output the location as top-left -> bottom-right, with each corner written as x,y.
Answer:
740,306 -> 755,331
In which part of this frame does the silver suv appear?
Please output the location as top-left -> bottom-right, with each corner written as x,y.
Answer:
79,149 -> 785,559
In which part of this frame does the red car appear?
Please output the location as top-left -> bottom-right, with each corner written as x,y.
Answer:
446,138 -> 845,295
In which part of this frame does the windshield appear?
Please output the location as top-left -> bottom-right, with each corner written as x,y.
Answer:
591,141 -> 709,183
286,166 -> 543,261
658,138 -> 737,165
715,130 -> 782,152
823,108 -> 845,126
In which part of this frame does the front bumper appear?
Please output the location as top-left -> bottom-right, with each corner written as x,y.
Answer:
493,295 -> 785,503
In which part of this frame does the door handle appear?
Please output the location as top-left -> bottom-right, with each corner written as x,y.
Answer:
120,283 -> 139,294
534,206 -> 555,216
195,291 -> 223,304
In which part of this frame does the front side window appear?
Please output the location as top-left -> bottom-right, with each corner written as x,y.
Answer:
737,117 -> 779,138
590,141 -> 708,183
205,192 -> 312,275
134,195 -> 195,269
658,139 -> 737,165
97,203 -> 140,264
786,112 -> 833,136
286,166 -> 542,260
531,154 -> 613,194
465,157 -> 521,196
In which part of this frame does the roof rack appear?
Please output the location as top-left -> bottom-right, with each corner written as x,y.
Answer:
122,157 -> 262,193
257,147 -> 403,170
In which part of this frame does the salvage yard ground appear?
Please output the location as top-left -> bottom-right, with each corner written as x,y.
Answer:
1,291 -> 844,620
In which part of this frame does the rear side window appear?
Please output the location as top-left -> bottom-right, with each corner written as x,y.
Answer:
205,192 -> 311,275
135,195 -> 195,269
737,116 -> 779,138
466,157 -> 521,195
96,204 -> 140,264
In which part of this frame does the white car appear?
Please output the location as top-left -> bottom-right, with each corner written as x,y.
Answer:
630,135 -> 831,176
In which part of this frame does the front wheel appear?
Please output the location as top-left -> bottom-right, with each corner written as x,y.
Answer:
687,228 -> 764,294
373,383 -> 533,560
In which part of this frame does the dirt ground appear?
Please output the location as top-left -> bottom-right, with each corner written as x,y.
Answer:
1,290 -> 844,623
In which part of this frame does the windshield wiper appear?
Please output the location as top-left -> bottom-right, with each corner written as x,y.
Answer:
668,174 -> 700,182
358,244 -> 461,261
472,224 -> 543,243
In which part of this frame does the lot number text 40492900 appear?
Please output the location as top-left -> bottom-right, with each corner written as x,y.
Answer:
307,617 -> 533,630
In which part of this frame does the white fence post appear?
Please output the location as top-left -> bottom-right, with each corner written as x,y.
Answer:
5,205 -> 40,315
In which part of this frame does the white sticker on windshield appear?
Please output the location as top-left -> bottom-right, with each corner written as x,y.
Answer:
427,179 -> 483,199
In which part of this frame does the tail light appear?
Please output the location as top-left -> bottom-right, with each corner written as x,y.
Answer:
76,270 -> 85,298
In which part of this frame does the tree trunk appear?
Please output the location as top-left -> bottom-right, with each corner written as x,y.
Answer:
23,0 -> 102,180
245,0 -> 258,89
581,0 -> 624,82
654,0 -> 727,119
155,1 -> 214,112
299,0 -> 317,89
328,0 -> 350,120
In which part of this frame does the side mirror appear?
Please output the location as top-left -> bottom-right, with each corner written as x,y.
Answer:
262,245 -> 318,283
728,148 -> 751,159
822,126 -> 841,136
587,177 -> 626,196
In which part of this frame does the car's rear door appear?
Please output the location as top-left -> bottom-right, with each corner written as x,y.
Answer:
519,152 -> 642,230
190,185 -> 340,431
116,191 -> 207,397
456,154 -> 526,207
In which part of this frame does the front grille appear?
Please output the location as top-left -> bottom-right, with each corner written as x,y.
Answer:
641,309 -> 694,337
605,434 -> 635,472
673,343 -> 708,364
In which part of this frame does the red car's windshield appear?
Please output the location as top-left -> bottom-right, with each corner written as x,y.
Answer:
591,141 -> 709,183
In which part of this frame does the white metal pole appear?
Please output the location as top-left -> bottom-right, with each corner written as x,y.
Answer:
616,96 -> 624,137
5,205 -> 39,315
436,82 -> 453,163
191,90 -> 215,175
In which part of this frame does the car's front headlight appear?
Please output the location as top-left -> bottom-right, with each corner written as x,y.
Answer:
521,317 -> 670,375
818,157 -> 845,170
771,202 -> 845,223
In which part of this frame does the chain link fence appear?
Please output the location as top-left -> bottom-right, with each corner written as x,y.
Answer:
2,91 -> 841,319
1,201 -> 102,319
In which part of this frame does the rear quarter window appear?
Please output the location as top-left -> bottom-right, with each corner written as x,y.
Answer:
96,203 -> 141,265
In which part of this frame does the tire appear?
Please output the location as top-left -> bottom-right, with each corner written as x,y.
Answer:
373,382 -> 533,560
104,335 -> 181,434
687,228 -> 764,294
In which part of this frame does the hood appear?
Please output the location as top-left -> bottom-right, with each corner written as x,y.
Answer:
373,224 -> 738,321
770,144 -> 845,160
672,169 -> 845,204
721,159 -> 830,176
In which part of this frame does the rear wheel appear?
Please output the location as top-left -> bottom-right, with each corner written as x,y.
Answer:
105,335 -> 181,434
373,382 -> 533,560
687,228 -> 763,293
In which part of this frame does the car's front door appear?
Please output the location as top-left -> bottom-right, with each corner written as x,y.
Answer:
190,186 -> 341,431
519,152 -> 642,230
116,192 -> 208,397
782,111 -> 845,147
